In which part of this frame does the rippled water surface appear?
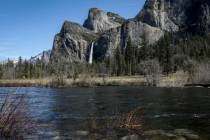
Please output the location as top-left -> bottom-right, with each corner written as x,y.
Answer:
0,87 -> 210,139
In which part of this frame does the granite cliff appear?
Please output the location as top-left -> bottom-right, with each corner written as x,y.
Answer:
50,0 -> 210,63
136,0 -> 210,34
83,8 -> 125,33
50,21 -> 98,63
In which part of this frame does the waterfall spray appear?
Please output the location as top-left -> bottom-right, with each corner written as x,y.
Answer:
88,42 -> 94,64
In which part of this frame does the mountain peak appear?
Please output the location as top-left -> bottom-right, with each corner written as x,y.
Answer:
83,8 -> 125,33
30,50 -> 51,64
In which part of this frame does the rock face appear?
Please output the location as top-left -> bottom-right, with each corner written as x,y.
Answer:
83,8 -> 125,33
93,27 -> 122,61
135,0 -> 180,31
50,0 -> 210,63
121,20 -> 164,46
50,21 -> 98,63
136,0 -> 210,34
30,50 -> 51,64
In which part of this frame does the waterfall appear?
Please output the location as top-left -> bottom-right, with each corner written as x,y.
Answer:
88,42 -> 94,64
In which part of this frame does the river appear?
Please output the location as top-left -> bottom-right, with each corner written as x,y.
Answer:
0,87 -> 209,139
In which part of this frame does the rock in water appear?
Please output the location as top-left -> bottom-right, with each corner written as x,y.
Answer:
74,130 -> 89,136
121,134 -> 140,140
174,129 -> 200,139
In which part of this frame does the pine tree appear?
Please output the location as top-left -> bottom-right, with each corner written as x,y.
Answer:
115,46 -> 125,75
124,37 -> 133,75
16,56 -> 24,79
0,65 -> 3,79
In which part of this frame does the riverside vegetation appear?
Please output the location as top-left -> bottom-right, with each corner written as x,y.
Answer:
0,94 -> 35,139
0,33 -> 210,87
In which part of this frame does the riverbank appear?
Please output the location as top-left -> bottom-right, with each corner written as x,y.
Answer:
0,72 -> 193,88
0,76 -> 147,88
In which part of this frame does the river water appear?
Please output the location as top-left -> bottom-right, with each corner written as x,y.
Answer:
0,87 -> 209,139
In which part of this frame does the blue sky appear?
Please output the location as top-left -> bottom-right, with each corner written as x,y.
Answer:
0,0 -> 145,60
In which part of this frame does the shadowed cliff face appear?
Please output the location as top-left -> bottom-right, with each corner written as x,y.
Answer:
135,0 -> 183,31
50,0 -> 210,63
186,0 -> 210,35
136,0 -> 210,34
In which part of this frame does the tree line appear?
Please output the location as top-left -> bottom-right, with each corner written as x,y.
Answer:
0,32 -> 210,83
106,32 -> 210,76
0,57 -> 49,79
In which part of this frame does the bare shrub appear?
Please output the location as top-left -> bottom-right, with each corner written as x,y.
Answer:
172,71 -> 188,87
73,74 -> 94,87
113,108 -> 143,131
86,108 -> 143,134
139,59 -> 162,86
49,76 -> 66,87
0,94 -> 35,139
